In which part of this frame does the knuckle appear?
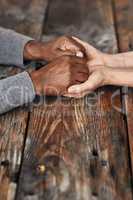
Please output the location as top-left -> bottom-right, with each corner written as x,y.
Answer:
62,35 -> 69,40
62,35 -> 67,40
60,35 -> 69,43
63,55 -> 71,63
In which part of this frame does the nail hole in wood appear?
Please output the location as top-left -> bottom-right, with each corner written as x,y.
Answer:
92,191 -> 98,197
101,160 -> 108,167
110,165 -> 116,178
37,164 -> 46,174
92,149 -> 98,157
0,160 -> 9,167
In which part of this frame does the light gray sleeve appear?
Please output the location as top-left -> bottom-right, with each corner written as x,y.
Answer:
0,27 -> 33,68
0,72 -> 36,114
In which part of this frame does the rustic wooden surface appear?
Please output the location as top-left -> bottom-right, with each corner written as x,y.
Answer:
113,0 -> 133,176
0,0 -> 133,200
0,0 -> 48,200
16,0 -> 132,200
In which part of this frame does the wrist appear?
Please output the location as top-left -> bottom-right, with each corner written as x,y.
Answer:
103,68 -> 116,85
29,71 -> 42,95
103,54 -> 125,68
24,41 -> 44,61
104,67 -> 124,86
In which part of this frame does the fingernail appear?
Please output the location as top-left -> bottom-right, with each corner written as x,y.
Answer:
76,51 -> 84,58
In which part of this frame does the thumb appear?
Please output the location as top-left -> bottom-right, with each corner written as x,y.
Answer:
59,48 -> 84,58
68,72 -> 103,94
59,37 -> 84,58
72,36 -> 97,59
63,91 -> 90,98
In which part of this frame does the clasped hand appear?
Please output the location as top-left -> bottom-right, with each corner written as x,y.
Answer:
24,36 -> 130,98
25,36 -> 89,96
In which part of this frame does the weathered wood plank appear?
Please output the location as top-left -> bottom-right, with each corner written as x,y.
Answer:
0,110 -> 28,200
0,0 -> 47,39
0,0 -> 48,199
112,0 -> 133,177
17,0 -> 133,199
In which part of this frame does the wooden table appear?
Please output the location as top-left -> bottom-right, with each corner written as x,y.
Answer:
0,0 -> 133,199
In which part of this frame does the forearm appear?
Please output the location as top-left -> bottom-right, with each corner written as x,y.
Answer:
0,72 -> 35,114
105,52 -> 133,68
0,27 -> 33,68
106,67 -> 133,87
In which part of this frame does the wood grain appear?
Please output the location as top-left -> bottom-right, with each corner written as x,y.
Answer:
0,110 -> 28,200
113,0 -> 133,177
17,0 -> 133,199
0,0 -> 48,199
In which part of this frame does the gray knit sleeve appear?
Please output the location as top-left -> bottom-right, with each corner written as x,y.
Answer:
0,27 -> 33,68
0,72 -> 35,114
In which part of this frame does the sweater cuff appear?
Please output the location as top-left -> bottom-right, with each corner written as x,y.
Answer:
0,28 -> 33,68
0,72 -> 36,114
